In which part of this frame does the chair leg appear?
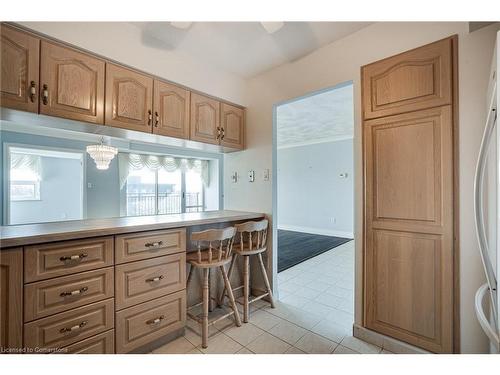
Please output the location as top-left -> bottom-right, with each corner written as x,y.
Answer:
258,253 -> 275,308
208,268 -> 214,312
218,254 -> 237,306
186,264 -> 194,290
202,268 -> 210,349
243,255 -> 250,323
219,266 -> 241,327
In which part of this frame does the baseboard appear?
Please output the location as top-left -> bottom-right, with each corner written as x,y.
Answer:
353,324 -> 430,354
278,224 -> 353,239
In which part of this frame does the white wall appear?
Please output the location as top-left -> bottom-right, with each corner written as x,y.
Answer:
277,139 -> 354,237
17,22 -> 247,106
224,22 -> 500,353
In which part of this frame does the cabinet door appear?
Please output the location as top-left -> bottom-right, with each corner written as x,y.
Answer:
364,107 -> 454,353
0,25 -> 39,113
0,247 -> 23,350
220,103 -> 244,149
40,41 -> 105,123
362,37 -> 452,120
153,80 -> 190,139
190,92 -> 220,145
105,63 -> 153,132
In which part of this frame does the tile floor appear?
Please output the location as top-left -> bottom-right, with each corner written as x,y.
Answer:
151,241 -> 387,354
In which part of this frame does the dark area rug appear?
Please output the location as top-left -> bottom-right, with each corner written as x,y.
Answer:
278,230 -> 352,272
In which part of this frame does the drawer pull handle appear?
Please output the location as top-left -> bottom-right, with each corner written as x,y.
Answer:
60,286 -> 89,297
60,253 -> 88,262
146,275 -> 164,283
60,320 -> 88,334
146,315 -> 165,325
145,241 -> 163,248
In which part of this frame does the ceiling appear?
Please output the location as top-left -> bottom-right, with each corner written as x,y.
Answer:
277,83 -> 353,149
131,22 -> 371,78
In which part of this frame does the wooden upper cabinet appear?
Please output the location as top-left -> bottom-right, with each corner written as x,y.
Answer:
105,64 -> 153,132
190,92 -> 220,145
153,80 -> 190,139
40,41 -> 105,123
0,248 -> 23,350
0,25 -> 40,113
362,37 -> 452,119
220,103 -> 244,149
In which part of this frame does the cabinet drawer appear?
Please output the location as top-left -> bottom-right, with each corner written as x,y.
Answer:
115,290 -> 186,353
24,267 -> 114,322
115,229 -> 186,264
59,330 -> 115,354
115,253 -> 186,310
25,237 -> 114,283
24,299 -> 114,350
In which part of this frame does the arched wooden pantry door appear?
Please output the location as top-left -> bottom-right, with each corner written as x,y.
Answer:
362,36 -> 457,353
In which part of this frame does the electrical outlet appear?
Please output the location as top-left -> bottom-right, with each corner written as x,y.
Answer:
330,217 -> 336,224
263,169 -> 270,181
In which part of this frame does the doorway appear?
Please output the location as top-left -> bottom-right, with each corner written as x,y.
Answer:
272,81 -> 355,341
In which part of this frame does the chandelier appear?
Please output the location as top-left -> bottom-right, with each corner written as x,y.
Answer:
86,138 -> 118,170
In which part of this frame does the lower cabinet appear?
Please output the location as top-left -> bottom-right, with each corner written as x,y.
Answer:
59,330 -> 115,354
115,290 -> 186,353
4,228 -> 187,354
0,248 -> 23,351
24,299 -> 115,350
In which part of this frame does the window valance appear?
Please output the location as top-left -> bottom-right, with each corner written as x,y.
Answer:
118,153 -> 209,189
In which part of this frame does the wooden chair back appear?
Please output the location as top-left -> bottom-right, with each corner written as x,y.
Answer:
191,227 -> 236,264
235,220 -> 269,252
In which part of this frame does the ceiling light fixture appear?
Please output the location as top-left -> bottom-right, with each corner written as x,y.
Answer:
260,22 -> 284,34
170,22 -> 193,30
86,138 -> 118,170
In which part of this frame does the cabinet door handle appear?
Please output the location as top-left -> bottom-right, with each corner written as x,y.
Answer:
148,110 -> 153,125
29,81 -> 37,103
146,315 -> 165,325
146,275 -> 164,283
145,241 -> 163,248
216,126 -> 221,140
41,84 -> 49,105
60,286 -> 89,297
60,253 -> 88,262
60,320 -> 88,334
220,127 -> 225,140
155,111 -> 159,127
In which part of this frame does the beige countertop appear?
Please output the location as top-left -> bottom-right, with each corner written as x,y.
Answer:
0,210 -> 266,248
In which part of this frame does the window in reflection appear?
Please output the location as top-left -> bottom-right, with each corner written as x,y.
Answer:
124,167 -> 205,216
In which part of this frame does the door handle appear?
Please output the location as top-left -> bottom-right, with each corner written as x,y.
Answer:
29,81 -> 37,102
41,84 -> 49,105
148,110 -> 153,126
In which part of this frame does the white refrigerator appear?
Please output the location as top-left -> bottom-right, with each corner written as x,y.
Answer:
474,30 -> 500,353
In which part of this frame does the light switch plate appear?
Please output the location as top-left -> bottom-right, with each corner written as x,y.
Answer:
248,170 -> 255,182
231,172 -> 238,183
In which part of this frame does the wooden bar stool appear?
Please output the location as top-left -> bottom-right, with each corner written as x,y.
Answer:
218,219 -> 275,323
186,227 -> 241,348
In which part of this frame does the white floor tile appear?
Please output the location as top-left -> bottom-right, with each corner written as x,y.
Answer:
341,336 -> 382,354
294,332 -> 338,354
269,320 -> 308,345
246,332 -> 291,354
198,333 -> 243,354
224,323 -> 265,346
